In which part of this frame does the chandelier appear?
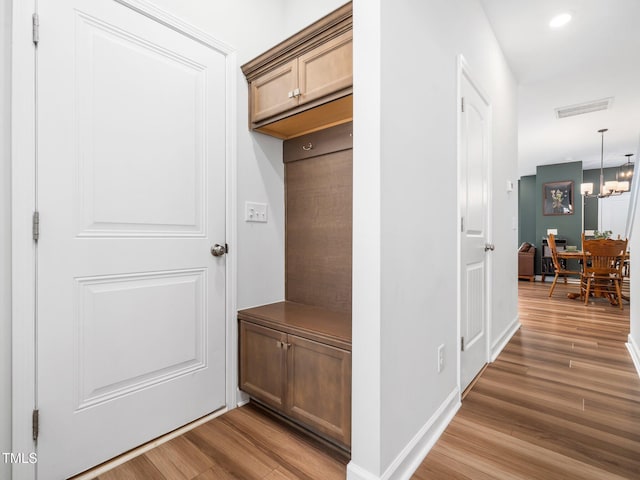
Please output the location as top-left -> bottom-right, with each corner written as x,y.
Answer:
618,153 -> 634,183
580,128 -> 630,198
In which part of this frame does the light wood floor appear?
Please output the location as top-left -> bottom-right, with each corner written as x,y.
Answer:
91,280 -> 639,479
91,403 -> 348,479
414,280 -> 640,479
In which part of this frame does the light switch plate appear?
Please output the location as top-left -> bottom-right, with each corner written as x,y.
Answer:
506,180 -> 514,192
245,202 -> 268,223
547,228 -> 558,235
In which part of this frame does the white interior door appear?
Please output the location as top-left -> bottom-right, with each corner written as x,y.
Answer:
460,69 -> 491,392
36,1 -> 228,478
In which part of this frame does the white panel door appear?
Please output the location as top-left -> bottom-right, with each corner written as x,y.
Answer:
460,70 -> 491,392
36,1 -> 228,478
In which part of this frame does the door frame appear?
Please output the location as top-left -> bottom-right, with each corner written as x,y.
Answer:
456,54 -> 493,398
10,1 -> 238,478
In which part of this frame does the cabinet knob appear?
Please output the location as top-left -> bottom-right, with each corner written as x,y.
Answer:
302,143 -> 313,151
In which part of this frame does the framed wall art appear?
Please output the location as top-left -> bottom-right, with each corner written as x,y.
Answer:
543,180 -> 574,216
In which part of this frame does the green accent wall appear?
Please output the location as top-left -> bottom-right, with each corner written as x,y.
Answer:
518,175 -> 536,247
534,162 -> 583,274
536,161 -> 583,246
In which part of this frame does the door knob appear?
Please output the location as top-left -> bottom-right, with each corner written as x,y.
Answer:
211,244 -> 227,257
484,243 -> 495,252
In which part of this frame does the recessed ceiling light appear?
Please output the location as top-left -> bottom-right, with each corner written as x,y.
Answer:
549,13 -> 572,28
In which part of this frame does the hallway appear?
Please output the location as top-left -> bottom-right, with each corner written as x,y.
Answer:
414,280 -> 640,479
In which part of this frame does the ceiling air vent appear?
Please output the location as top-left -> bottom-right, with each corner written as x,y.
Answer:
555,97 -> 613,119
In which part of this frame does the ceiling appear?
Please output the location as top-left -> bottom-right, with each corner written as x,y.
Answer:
479,0 -> 640,177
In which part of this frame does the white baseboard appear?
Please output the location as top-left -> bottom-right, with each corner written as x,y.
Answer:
346,388 -> 460,480
347,462 -> 380,480
491,315 -> 521,362
627,334 -> 640,379
237,389 -> 250,407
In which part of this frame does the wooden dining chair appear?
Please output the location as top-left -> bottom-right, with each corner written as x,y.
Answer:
580,237 -> 628,309
547,233 -> 581,297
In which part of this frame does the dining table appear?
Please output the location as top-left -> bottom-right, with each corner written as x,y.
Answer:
556,249 -> 630,262
556,250 -> 584,260
556,249 -> 630,301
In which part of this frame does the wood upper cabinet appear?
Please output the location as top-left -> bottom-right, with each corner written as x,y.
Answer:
251,59 -> 299,123
242,2 -> 352,139
297,30 -> 352,106
250,30 -> 352,124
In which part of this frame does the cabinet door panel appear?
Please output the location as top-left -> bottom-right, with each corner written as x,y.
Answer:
251,60 -> 299,122
239,321 -> 287,410
298,30 -> 352,106
287,335 -> 351,447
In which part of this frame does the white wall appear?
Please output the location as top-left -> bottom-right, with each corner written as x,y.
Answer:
351,0 -> 518,477
351,0 -> 383,475
1,0 -> 12,477
630,191 -> 640,374
283,0 -> 349,36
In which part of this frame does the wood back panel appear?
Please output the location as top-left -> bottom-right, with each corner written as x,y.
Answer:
284,124 -> 352,313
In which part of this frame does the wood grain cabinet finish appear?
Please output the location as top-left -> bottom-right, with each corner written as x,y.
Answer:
241,3 -> 352,139
238,302 -> 351,450
284,127 -> 353,313
287,335 -> 351,447
250,30 -> 352,124
250,59 -> 299,123
297,30 -> 352,106
239,321 -> 287,411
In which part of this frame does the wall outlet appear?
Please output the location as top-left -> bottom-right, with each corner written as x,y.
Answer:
437,344 -> 445,373
245,202 -> 268,223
